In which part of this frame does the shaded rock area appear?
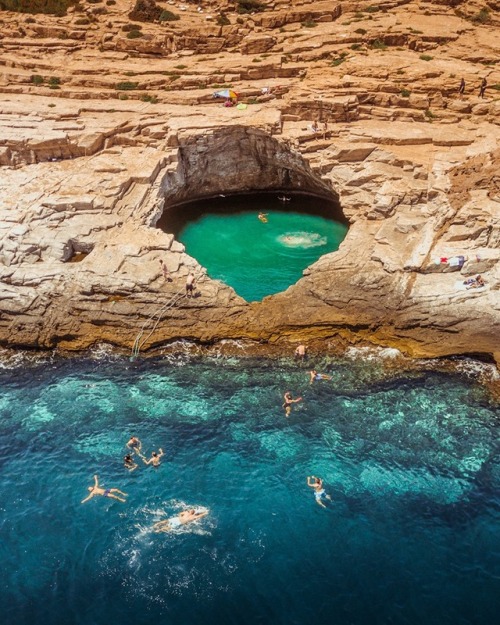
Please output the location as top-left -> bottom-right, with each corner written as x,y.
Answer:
0,0 -> 499,363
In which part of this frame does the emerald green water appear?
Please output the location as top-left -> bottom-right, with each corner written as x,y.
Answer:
158,194 -> 348,301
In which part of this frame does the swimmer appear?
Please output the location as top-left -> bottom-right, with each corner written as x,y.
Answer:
81,475 -> 127,504
294,344 -> 307,360
141,448 -> 164,467
126,436 -> 142,454
124,454 -> 138,472
282,391 -> 302,418
307,476 -> 331,509
153,509 -> 208,533
258,212 -> 268,223
309,369 -> 332,385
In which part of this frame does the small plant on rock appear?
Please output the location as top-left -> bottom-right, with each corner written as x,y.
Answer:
159,9 -> 180,22
420,54 -> 433,61
127,29 -> 143,38
116,81 -> 139,90
216,12 -> 230,26
471,8 -> 490,24
354,28 -> 366,34
400,89 -> 410,97
370,39 -> 387,50
301,19 -> 318,28
236,0 -> 266,14
30,74 -> 44,85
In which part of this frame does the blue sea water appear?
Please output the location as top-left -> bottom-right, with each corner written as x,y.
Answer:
159,194 -> 348,301
0,352 -> 499,625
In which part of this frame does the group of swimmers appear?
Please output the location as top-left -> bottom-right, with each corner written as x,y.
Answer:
82,345 -> 333,515
82,436 -> 207,531
283,344 -> 334,507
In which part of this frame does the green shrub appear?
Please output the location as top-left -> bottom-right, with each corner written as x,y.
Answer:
471,8 -> 490,24
116,81 -> 139,90
236,0 -> 266,14
49,76 -> 61,85
354,28 -> 366,34
425,109 -> 435,119
122,23 -> 141,31
0,0 -> 77,16
48,103 -> 56,107
216,12 -> 230,26
400,89 -> 410,97
141,94 -> 157,103
174,64 -> 187,69
420,54 -> 433,61
491,84 -> 500,91
159,9 -> 180,22
30,74 -> 44,85
363,5 -> 380,12
49,84 -> 60,89
118,93 -> 129,100
396,69 -> 405,75
301,19 -> 317,28
75,17 -> 90,25
252,57 -> 262,62
350,44 -> 361,50
370,39 -> 387,50
331,57 -> 346,66
127,29 -> 143,38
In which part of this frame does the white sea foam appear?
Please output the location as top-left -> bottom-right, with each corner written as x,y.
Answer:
345,346 -> 404,361
278,231 -> 327,248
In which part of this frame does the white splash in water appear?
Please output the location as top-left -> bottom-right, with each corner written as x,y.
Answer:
278,231 -> 327,248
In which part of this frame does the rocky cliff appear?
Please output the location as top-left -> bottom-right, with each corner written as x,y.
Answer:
0,0 -> 499,362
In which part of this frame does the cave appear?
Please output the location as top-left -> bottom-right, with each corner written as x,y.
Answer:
155,127 -> 348,301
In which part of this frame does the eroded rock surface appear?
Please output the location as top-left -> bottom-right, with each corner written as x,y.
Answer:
0,0 -> 499,361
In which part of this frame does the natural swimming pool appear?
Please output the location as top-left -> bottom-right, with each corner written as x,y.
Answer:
1,351 -> 499,625
157,193 -> 348,301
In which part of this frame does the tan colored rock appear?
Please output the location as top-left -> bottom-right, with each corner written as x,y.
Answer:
0,0 -> 498,363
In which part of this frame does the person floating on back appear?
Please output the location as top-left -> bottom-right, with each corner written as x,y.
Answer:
282,391 -> 302,418
307,476 -> 331,508
81,475 -> 128,504
309,369 -> 332,385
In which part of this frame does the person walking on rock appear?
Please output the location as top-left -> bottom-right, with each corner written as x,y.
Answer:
186,272 -> 196,297
479,78 -> 487,98
458,77 -> 465,95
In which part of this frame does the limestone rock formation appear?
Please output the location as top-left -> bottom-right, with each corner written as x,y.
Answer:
0,0 -> 499,363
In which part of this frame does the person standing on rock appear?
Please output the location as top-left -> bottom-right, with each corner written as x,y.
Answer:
294,344 -> 307,360
186,272 -> 196,297
458,77 -> 465,95
159,259 -> 172,282
479,78 -> 487,98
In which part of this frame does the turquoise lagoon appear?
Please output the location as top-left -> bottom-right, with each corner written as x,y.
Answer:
1,350 -> 499,625
158,193 -> 348,301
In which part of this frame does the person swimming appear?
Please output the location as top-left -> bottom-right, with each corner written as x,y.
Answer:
309,369 -> 332,385
81,475 -> 128,504
258,212 -> 268,223
153,508 -> 208,533
307,476 -> 331,508
124,454 -> 138,472
126,436 -> 142,454
282,391 -> 302,418
141,448 -> 164,468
